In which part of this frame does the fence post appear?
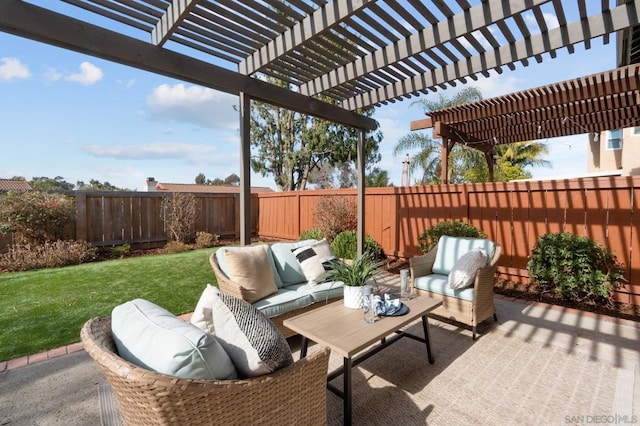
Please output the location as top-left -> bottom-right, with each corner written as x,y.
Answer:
75,192 -> 87,242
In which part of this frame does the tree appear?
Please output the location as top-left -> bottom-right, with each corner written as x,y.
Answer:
250,76 -> 382,191
195,173 -> 209,185
29,176 -> 74,192
76,179 -> 124,191
194,173 -> 240,186
394,88 -> 550,183
366,167 -> 391,187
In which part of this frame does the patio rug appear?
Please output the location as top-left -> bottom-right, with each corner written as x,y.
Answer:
98,321 -> 632,425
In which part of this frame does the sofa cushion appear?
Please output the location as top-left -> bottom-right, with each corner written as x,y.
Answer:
252,288 -> 315,318
448,248 -> 487,290
270,239 -> 317,285
288,281 -> 344,303
224,245 -> 278,303
112,298 -> 238,380
414,274 -> 475,302
432,236 -> 495,275
208,287 -> 294,378
191,284 -> 218,334
215,244 -> 284,288
292,239 -> 336,285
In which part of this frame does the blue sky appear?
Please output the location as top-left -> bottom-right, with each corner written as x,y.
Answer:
0,5 -> 618,190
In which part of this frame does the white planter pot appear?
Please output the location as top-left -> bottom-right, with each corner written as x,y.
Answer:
343,284 -> 370,309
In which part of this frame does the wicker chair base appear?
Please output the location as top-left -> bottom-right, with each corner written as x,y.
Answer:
81,317 -> 330,426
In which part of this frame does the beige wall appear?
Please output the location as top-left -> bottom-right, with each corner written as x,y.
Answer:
587,127 -> 640,175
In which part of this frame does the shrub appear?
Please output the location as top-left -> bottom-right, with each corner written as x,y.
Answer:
0,240 -> 96,272
418,220 -> 486,253
331,230 -> 383,261
110,243 -> 131,259
163,241 -> 192,254
0,191 -> 75,245
162,193 -> 197,243
195,231 -> 219,249
527,232 -> 625,308
312,196 -> 357,242
300,228 -> 324,240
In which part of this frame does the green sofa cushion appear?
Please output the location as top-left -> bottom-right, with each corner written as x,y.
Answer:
432,236 -> 495,275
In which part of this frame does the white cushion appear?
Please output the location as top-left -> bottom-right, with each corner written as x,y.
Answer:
191,284 -> 217,334
448,248 -> 487,290
292,239 -> 336,285
111,298 -> 238,380
208,287 -> 294,378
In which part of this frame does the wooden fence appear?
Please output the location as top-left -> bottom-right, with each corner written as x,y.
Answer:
257,176 -> 640,306
73,192 -> 259,247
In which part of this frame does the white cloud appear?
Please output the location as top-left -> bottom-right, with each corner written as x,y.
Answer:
524,11 -> 559,31
0,57 -> 30,81
65,62 -> 103,85
146,84 -> 239,130
42,66 -> 63,82
468,72 -> 525,98
83,141 -> 231,165
118,79 -> 136,88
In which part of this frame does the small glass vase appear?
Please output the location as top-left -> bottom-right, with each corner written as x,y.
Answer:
400,269 -> 411,300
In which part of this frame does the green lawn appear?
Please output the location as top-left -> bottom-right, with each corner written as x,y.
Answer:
0,248 -> 218,362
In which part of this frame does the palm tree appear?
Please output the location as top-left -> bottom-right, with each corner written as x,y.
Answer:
496,141 -> 551,169
394,87 -> 483,184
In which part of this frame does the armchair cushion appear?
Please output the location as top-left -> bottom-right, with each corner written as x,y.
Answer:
413,274 -> 475,302
208,286 -> 294,378
432,236 -> 495,275
448,248 -> 487,289
111,298 -> 238,380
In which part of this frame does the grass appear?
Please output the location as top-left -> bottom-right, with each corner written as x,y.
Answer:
0,248 -> 218,362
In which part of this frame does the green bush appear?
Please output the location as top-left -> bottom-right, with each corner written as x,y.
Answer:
110,243 -> 131,259
300,228 -> 324,241
312,196 -> 357,242
0,191 -> 75,245
0,240 -> 96,272
527,232 -> 625,307
418,220 -> 486,253
331,230 -> 383,261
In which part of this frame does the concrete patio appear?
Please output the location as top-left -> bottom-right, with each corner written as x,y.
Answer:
1,279 -> 638,425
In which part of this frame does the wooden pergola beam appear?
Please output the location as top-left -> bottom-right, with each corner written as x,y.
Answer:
343,0 -> 640,110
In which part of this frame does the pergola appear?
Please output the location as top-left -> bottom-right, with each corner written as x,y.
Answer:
2,0 -> 640,250
410,63 -> 640,182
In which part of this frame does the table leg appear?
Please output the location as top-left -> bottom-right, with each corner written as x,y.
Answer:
344,357 -> 352,426
421,315 -> 435,364
300,336 -> 308,359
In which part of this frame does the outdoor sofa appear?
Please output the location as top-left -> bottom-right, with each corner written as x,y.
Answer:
210,239 -> 344,338
410,236 -> 502,339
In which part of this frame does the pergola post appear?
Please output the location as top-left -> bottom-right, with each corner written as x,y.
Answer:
440,138 -> 455,184
484,150 -> 495,182
357,129 -> 365,257
239,92 -> 251,246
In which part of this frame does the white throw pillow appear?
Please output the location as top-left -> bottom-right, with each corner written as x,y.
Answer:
448,248 -> 487,290
292,238 -> 337,285
208,287 -> 294,378
111,298 -> 238,380
191,284 -> 217,334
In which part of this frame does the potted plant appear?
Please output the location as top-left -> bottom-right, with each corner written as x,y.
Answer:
327,253 -> 385,309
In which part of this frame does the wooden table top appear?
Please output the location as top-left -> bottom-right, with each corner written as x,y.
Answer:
283,294 -> 442,358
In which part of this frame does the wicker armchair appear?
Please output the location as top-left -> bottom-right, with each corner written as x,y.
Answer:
410,239 -> 502,339
81,317 -> 330,426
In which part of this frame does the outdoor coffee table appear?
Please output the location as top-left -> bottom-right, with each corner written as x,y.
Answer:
283,294 -> 442,426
